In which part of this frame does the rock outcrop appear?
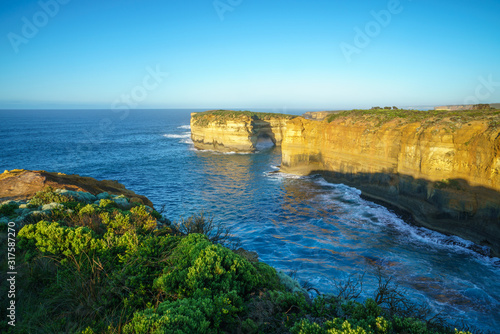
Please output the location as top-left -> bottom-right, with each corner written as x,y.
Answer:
0,169 -> 153,207
190,110 -> 294,152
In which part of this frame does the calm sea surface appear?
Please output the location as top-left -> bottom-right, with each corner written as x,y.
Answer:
0,109 -> 498,332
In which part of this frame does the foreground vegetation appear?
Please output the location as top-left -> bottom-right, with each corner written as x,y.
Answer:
191,110 -> 296,126
325,108 -> 500,129
0,188 -> 477,333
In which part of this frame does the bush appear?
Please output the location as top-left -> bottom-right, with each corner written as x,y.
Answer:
29,186 -> 70,206
153,234 -> 263,298
173,212 -> 233,247
124,291 -> 242,334
18,221 -> 104,259
0,202 -> 18,217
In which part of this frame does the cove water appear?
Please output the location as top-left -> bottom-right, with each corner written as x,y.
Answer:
1,109 -> 499,332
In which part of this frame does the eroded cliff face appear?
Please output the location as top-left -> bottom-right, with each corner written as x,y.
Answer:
281,116 -> 500,256
190,111 -> 291,152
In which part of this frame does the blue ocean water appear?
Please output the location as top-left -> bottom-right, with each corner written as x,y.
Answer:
0,109 -> 499,332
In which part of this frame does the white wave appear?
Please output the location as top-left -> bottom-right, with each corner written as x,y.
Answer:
163,132 -> 191,139
223,151 -> 251,155
180,138 -> 193,144
265,170 -> 304,180
188,147 -> 251,155
310,176 -> 498,260
177,125 -> 191,129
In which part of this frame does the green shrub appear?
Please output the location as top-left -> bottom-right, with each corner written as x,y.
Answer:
130,205 -> 158,232
153,233 -> 263,298
0,202 -> 18,217
79,204 -> 97,215
29,186 -> 70,206
292,317 -> 390,334
291,319 -> 324,334
392,316 -> 429,334
124,297 -> 213,334
99,199 -> 118,209
18,221 -> 104,260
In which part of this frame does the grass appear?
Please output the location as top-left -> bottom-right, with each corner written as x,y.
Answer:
325,108 -> 500,129
191,110 -> 296,126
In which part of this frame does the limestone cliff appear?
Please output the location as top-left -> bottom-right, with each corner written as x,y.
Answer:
190,110 -> 294,152
281,111 -> 500,256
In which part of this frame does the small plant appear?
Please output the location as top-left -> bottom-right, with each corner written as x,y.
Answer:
0,202 -> 18,217
173,212 -> 233,247
29,186 -> 70,206
332,272 -> 365,301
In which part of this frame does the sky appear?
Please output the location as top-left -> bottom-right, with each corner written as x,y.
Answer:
0,0 -> 499,110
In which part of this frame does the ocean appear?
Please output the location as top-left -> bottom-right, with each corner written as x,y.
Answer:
0,109 -> 498,332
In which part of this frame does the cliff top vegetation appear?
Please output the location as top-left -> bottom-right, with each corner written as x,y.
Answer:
192,110 -> 296,126
326,108 -> 500,128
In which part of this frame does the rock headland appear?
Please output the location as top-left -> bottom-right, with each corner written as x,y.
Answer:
0,169 -> 153,207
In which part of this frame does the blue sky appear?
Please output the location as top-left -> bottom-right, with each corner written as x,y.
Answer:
0,0 -> 499,110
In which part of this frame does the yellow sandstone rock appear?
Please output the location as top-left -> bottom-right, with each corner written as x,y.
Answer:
190,111 -> 292,153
